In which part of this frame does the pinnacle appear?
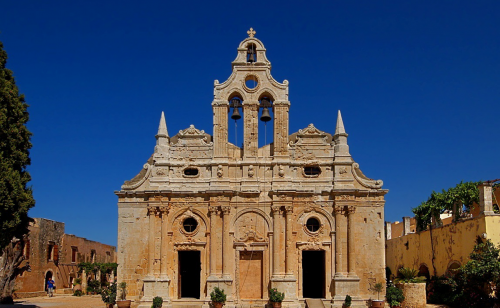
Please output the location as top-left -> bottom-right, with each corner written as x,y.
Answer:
335,110 -> 346,135
157,111 -> 169,138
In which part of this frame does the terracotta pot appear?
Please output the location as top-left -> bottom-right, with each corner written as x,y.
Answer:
272,302 -> 282,308
213,302 -> 224,308
117,300 -> 132,308
371,300 -> 385,308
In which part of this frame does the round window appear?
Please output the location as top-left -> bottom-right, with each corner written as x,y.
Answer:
306,217 -> 320,232
183,217 -> 198,233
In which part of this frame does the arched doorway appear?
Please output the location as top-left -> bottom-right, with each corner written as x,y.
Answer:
44,271 -> 53,292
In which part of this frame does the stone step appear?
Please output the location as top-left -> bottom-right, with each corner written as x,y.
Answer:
305,299 -> 325,308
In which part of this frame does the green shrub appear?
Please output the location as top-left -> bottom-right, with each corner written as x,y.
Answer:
343,294 -> 352,307
268,288 -> 285,303
100,283 -> 117,304
210,287 -> 226,303
394,267 -> 426,283
386,286 -> 404,307
73,289 -> 83,297
151,296 -> 163,308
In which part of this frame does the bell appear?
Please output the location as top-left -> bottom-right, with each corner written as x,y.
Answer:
231,107 -> 241,120
247,45 -> 255,63
260,107 -> 271,122
248,52 -> 255,63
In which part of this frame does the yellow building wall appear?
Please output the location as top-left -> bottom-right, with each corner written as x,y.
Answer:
385,216 -> 500,278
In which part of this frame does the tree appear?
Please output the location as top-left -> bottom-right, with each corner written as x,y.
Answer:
0,40 -> 35,304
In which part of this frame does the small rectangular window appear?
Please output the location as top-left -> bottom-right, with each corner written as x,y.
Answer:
24,240 -> 30,260
47,242 -> 55,262
71,247 -> 78,263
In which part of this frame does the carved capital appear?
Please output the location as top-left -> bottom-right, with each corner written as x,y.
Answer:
284,205 -> 293,213
221,206 -> 231,215
333,206 -> 344,215
208,206 -> 220,215
346,205 -> 356,214
271,205 -> 282,214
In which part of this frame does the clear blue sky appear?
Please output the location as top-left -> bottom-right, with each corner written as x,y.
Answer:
1,1 -> 499,247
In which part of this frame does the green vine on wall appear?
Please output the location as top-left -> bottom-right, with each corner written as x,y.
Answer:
77,262 -> 118,275
412,181 -> 482,232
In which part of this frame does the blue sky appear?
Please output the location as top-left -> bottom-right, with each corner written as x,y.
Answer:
1,1 -> 499,246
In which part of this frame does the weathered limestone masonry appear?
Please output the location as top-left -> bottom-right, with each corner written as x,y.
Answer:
116,29 -> 387,308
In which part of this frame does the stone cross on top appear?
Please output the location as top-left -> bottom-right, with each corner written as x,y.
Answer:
247,28 -> 256,38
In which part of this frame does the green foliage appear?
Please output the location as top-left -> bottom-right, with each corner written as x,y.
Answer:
101,283 -> 117,304
118,282 -> 127,300
86,279 -> 102,294
427,239 -> 500,308
343,294 -> 352,307
73,289 -> 83,297
210,287 -> 226,303
151,296 -> 163,308
412,181 -> 482,231
394,267 -> 426,283
73,278 -> 82,286
0,40 -> 35,250
370,282 -> 384,300
77,262 -> 117,275
268,288 -> 285,303
386,286 -> 404,307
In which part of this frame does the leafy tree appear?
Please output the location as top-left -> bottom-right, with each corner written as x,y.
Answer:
0,40 -> 35,303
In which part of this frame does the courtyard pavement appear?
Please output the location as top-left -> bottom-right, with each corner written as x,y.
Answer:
0,295 -> 449,308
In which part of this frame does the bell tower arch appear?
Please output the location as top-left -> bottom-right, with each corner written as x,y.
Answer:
213,28 -> 289,159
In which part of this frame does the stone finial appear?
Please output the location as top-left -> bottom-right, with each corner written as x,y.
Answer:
247,27 -> 256,38
155,111 -> 169,147
479,182 -> 495,215
335,110 -> 347,136
157,111 -> 169,138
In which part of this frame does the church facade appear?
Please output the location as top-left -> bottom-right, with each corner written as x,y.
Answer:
116,29 -> 387,308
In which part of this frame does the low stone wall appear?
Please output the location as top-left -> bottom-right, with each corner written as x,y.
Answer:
13,291 -> 47,299
397,283 -> 426,308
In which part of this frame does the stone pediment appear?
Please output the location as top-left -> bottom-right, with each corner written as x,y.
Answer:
289,124 -> 332,146
170,125 -> 213,146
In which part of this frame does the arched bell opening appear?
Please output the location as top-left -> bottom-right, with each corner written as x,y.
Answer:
228,95 -> 244,149
258,96 -> 274,148
246,43 -> 257,63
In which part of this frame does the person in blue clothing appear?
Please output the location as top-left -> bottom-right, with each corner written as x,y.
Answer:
47,278 -> 55,297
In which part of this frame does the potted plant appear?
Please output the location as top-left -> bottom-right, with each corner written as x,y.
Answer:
117,282 -> 132,308
386,285 -> 404,308
73,278 -> 82,291
210,287 -> 226,308
370,282 -> 384,308
268,288 -> 285,308
152,296 -> 163,308
394,267 -> 426,308
101,283 -> 117,308
343,294 -> 352,308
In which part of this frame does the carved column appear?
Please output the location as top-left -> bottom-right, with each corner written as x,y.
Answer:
147,207 -> 156,277
284,205 -> 293,276
160,206 -> 169,277
333,205 -> 344,276
208,206 -> 219,277
273,101 -> 290,157
212,100 -> 229,158
271,205 -> 283,277
243,100 -> 259,158
222,205 -> 232,279
347,206 -> 356,276
154,209 -> 162,276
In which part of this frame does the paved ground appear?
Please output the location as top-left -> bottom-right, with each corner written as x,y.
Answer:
0,296 -> 450,308
0,295 -> 140,308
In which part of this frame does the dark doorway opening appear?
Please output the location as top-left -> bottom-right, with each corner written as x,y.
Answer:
302,250 -> 325,298
44,271 -> 53,292
179,251 -> 201,298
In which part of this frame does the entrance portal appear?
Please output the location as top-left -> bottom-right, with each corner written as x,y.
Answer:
178,251 -> 201,298
302,250 -> 325,298
44,271 -> 53,292
239,251 -> 263,299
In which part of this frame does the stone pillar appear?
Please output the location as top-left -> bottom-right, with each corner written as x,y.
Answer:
81,270 -> 87,292
208,206 -> 219,278
284,205 -> 293,275
154,210 -> 162,276
243,100 -> 259,158
273,101 -> 290,157
333,205 -> 344,276
479,182 -> 495,215
212,100 -> 229,158
147,207 -> 156,277
222,205 -> 232,279
271,205 -> 282,277
385,222 -> 392,240
347,206 -> 357,277
403,216 -> 411,236
157,206 -> 170,303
